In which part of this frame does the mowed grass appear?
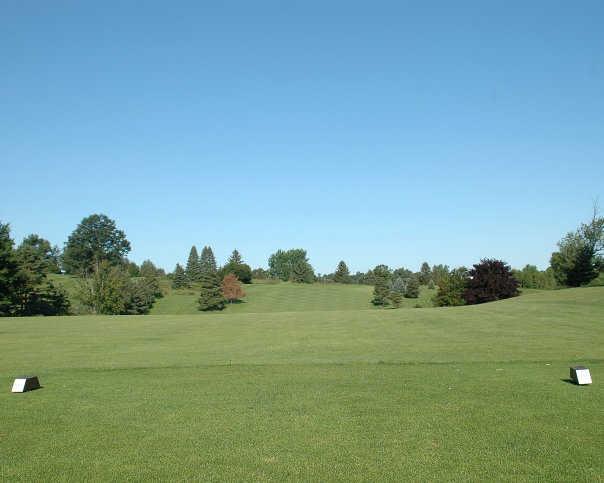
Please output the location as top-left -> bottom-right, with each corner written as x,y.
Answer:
1,287 -> 603,481
152,281 -> 436,315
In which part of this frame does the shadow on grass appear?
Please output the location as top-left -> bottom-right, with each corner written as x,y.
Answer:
560,378 -> 588,386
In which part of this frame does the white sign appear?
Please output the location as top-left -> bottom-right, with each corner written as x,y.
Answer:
11,378 -> 27,393
575,368 -> 592,385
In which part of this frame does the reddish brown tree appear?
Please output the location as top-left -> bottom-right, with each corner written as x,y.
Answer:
221,273 -> 245,303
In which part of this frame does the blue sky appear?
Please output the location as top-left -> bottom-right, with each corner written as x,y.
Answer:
1,1 -> 602,273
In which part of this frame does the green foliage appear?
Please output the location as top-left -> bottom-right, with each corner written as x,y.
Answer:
124,260 -> 140,277
77,261 -> 130,314
171,263 -> 189,289
433,268 -> 468,307
77,261 -> 160,315
63,214 -> 131,275
371,265 -> 391,306
550,207 -> 604,287
513,265 -> 557,289
252,267 -> 269,279
17,234 -> 61,274
197,272 -> 226,311
404,276 -> 420,298
268,249 -> 314,282
291,260 -> 315,283
431,264 -> 450,285
200,246 -> 217,276
140,259 -> 161,279
388,290 -> 403,308
221,249 -> 252,284
333,260 -> 351,283
186,246 -> 202,282
1,223 -> 70,316
418,262 -> 432,285
0,223 -> 23,315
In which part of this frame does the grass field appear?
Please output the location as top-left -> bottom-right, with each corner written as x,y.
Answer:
151,281 -> 436,315
1,287 -> 603,481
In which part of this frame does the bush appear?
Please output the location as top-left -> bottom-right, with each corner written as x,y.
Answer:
463,259 -> 519,305
433,268 -> 468,307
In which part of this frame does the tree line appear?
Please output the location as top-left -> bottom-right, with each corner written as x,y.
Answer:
1,206 -> 602,315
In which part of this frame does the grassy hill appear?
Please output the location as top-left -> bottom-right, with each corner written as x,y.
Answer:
152,280 -> 436,315
1,287 -> 603,480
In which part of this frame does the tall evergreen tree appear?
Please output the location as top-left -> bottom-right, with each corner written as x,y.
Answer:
0,222 -> 20,316
172,263 -> 189,289
371,265 -> 391,306
334,260 -> 351,283
222,249 -> 252,284
291,260 -> 315,283
418,262 -> 432,285
404,276 -> 420,298
197,271 -> 225,311
186,246 -> 202,282
228,249 -> 243,265
200,246 -> 217,275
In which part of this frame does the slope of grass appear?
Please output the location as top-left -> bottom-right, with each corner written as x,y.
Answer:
1,287 -> 603,481
152,281 -> 437,315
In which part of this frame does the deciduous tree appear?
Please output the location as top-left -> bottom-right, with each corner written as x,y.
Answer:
463,259 -> 519,305
63,214 -> 130,274
221,273 -> 245,302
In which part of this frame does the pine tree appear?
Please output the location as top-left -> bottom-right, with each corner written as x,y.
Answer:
418,262 -> 432,285
371,276 -> 390,306
291,260 -> 315,283
404,276 -> 420,298
186,246 -> 202,282
198,271 -> 225,311
200,246 -> 217,275
388,291 -> 403,308
222,249 -> 252,284
0,222 -> 20,316
228,249 -> 242,265
334,260 -> 351,283
172,263 -> 189,289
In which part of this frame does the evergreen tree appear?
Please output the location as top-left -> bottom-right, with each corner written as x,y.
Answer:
372,276 -> 390,307
0,222 -> 20,316
433,268 -> 469,307
172,263 -> 189,289
200,246 -> 217,275
17,234 -> 61,274
418,262 -> 432,285
388,291 -> 403,308
371,266 -> 391,306
291,260 -> 315,283
140,259 -> 160,278
333,260 -> 351,283
197,271 -> 225,311
404,276 -> 420,298
228,249 -> 243,265
186,246 -> 202,282
221,249 -> 252,283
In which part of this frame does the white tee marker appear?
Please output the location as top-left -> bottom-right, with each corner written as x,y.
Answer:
570,366 -> 592,385
11,376 -> 41,393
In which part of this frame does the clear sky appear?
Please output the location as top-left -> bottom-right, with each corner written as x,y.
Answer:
1,1 -> 603,274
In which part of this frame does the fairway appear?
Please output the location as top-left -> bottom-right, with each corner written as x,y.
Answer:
2,287 -> 603,481
151,281 -> 436,315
